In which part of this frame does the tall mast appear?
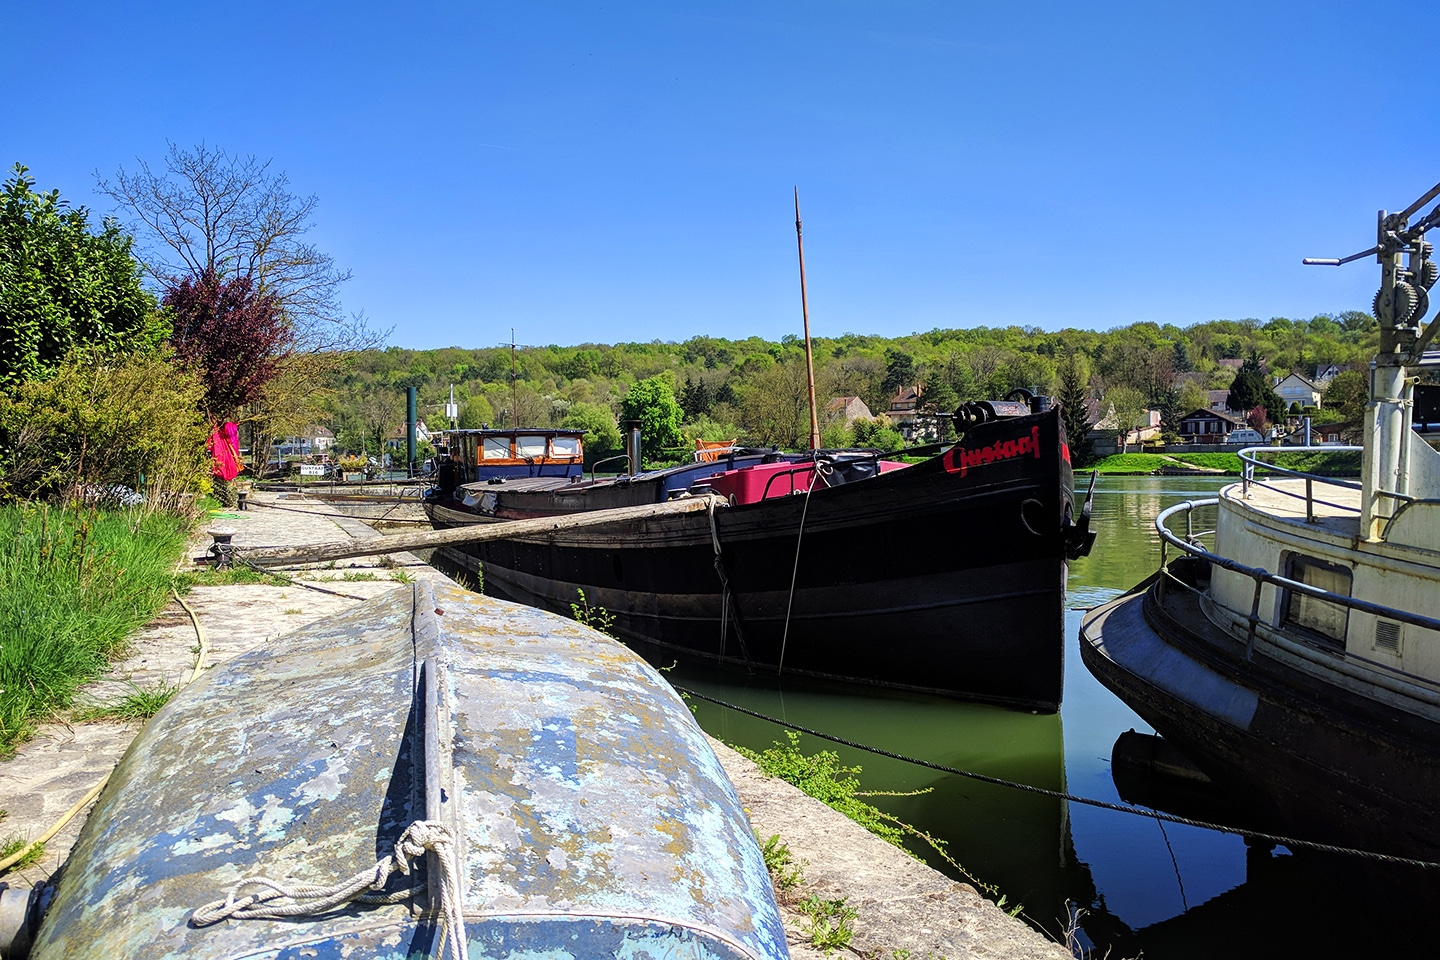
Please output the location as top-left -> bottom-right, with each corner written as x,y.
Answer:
794,187 -> 822,451
510,328 -> 518,429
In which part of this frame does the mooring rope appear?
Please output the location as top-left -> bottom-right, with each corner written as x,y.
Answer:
706,497 -> 752,664
192,819 -> 469,958
223,554 -> 374,602
674,685 -> 1440,870
778,460 -> 831,674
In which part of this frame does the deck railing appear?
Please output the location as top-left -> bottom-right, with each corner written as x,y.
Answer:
1236,445 -> 1361,524
1237,444 -> 1440,537
1153,498 -> 1440,701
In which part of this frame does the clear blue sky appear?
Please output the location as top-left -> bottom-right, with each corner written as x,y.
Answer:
6,1 -> 1437,349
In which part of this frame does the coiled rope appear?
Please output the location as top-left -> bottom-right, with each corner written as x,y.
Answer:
191,819 -> 469,958
674,685 -> 1440,870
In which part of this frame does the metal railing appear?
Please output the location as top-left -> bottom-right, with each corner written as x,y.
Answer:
588,454 -> 632,481
1236,444 -> 1440,537
1236,445 -> 1361,524
1153,498 -> 1440,699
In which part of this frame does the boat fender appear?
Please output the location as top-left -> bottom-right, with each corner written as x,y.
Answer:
0,880 -> 54,960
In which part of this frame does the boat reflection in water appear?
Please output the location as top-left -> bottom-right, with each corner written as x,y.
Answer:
1092,730 -> 1440,958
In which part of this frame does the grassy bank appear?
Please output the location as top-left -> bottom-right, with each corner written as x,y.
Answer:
0,504 -> 192,755
1087,449 -> 1362,476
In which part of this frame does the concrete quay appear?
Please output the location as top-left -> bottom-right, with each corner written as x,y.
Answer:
0,491 -> 1070,960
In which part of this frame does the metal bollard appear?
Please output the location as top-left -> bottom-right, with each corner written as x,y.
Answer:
209,527 -> 236,569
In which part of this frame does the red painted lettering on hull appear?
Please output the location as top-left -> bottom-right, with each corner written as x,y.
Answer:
944,425 -> 1043,477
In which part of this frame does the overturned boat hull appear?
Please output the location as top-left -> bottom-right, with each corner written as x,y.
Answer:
30,581 -> 788,960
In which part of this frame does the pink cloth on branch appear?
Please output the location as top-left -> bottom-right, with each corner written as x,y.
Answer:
210,422 -> 242,481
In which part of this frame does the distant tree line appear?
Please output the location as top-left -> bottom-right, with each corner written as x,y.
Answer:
324,312 -> 1384,467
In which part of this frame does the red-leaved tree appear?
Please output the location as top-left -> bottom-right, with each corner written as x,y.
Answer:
162,269 -> 292,421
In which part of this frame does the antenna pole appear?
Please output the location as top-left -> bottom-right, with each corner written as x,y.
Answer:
794,188 -> 822,451
510,329 -> 518,429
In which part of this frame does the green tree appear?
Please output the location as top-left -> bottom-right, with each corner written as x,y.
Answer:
1322,369 -> 1367,421
562,401 -> 622,465
619,376 -> 683,462
737,357 -> 812,448
679,375 -> 713,420
851,417 -> 904,453
0,164 -> 160,389
880,348 -> 917,399
458,395 -> 495,429
1106,386 -> 1149,454
1226,369 -> 1283,423
1056,353 -> 1093,465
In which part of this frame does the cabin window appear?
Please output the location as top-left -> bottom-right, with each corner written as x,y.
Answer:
551,437 -> 581,457
516,435 -> 547,458
1281,554 -> 1352,649
483,437 -> 511,460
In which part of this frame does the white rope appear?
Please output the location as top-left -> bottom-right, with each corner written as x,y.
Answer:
191,819 -> 469,958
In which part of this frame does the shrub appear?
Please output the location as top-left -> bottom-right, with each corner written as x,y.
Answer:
0,350 -> 209,512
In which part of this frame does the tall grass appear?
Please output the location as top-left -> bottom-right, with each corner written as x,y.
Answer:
0,503 -> 190,754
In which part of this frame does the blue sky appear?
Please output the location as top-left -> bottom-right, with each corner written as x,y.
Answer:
6,1 -> 1437,349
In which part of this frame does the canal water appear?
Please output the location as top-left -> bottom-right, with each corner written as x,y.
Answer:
658,476 -> 1434,958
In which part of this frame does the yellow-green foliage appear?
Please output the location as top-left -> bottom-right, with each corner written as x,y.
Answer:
0,349 -> 209,510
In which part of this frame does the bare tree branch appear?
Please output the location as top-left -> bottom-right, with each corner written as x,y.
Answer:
98,142 -> 385,352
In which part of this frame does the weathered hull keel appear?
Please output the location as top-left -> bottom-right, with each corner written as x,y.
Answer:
30,581 -> 787,960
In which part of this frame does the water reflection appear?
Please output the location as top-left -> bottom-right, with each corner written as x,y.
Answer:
673,666 -> 1072,930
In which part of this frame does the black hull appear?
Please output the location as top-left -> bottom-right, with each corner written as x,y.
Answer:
1081,581 -> 1440,861
430,411 -> 1077,710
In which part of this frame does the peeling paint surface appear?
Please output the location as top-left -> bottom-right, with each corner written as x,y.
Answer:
29,582 -> 787,960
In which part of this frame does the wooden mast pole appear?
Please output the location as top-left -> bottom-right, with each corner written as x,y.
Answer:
794,187 -> 822,451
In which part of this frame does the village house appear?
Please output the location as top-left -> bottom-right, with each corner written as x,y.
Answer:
1177,408 -> 1244,443
386,419 -> 433,453
1274,373 -> 1322,411
272,425 -> 336,458
823,395 -> 873,426
1087,400 -> 1162,453
884,385 -> 927,440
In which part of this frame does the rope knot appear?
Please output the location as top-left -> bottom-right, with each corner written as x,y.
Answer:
190,818 -> 469,957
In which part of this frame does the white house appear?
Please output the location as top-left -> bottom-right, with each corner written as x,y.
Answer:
1274,373 -> 1322,411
